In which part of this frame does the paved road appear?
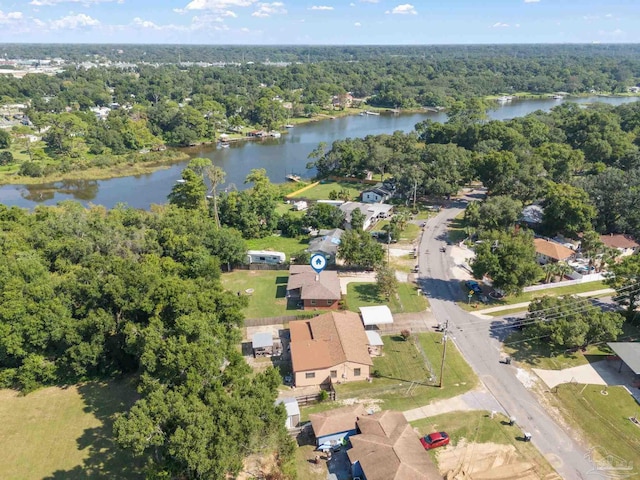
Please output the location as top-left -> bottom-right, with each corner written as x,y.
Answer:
417,190 -> 596,480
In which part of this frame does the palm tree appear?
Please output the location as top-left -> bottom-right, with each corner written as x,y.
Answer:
554,262 -> 573,281
543,262 -> 559,284
206,165 -> 226,228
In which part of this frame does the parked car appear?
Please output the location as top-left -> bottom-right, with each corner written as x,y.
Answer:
465,280 -> 482,295
420,431 -> 450,450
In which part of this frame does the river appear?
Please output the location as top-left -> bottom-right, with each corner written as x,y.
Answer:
0,96 -> 637,209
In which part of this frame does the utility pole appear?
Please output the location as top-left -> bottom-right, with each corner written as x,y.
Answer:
439,320 -> 449,388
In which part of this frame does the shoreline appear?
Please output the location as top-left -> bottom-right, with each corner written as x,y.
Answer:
1,92 -> 637,188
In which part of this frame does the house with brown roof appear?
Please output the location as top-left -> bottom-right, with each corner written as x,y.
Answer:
289,311 -> 373,387
534,238 -> 576,265
348,410 -> 441,480
600,234 -> 640,258
286,265 -> 342,310
309,403 -> 366,448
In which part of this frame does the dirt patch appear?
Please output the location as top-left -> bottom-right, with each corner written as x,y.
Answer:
437,440 -> 539,480
339,397 -> 383,413
237,452 -> 279,480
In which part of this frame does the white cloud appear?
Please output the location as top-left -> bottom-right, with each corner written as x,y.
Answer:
349,2 -> 355,5
354,21 -> 361,27
360,0 -> 379,3
184,0 -> 255,11
133,17 -> 160,29
50,13 -> 100,29
310,5 -> 333,10
491,22 -> 509,27
30,0 -> 120,5
598,28 -> 624,36
604,13 -> 613,18
583,15 -> 599,21
251,2 -> 286,17
385,4 -> 417,15
515,23 -> 520,27
0,10 -> 24,24
523,0 -> 539,3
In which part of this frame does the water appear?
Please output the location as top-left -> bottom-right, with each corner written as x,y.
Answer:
0,96 -> 637,209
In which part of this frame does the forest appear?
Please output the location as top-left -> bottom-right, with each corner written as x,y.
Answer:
0,43 -> 639,178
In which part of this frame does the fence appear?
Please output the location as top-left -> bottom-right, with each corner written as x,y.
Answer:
245,313 -> 320,327
296,386 -> 336,406
328,175 -> 379,185
522,274 -> 606,293
233,263 -> 289,271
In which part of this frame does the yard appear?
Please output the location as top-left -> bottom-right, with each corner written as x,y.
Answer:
245,235 -> 310,259
221,270 -> 293,319
547,384 -> 640,466
375,220 -> 421,244
288,181 -> 369,201
345,282 -> 428,314
326,333 -> 477,413
411,411 -> 555,478
0,380 -> 141,480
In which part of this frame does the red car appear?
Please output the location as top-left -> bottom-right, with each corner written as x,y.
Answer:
420,431 -> 450,450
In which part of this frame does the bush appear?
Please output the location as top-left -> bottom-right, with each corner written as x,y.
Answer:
0,150 -> 14,165
372,369 -> 382,378
18,161 -> 44,177
400,329 -> 411,341
318,390 -> 329,402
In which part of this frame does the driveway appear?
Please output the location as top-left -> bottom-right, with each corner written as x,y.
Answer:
403,387 -> 506,421
534,359 -> 639,391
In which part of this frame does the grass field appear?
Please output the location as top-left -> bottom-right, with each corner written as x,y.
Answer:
325,333 -> 477,413
549,384 -> 640,465
411,411 -> 555,475
0,380 -> 141,480
345,282 -> 428,314
446,212 -> 467,244
245,235 -> 310,258
221,270 -> 294,318
288,181 -> 369,201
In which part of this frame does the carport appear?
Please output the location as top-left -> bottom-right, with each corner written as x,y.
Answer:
359,306 -> 393,330
607,342 -> 640,378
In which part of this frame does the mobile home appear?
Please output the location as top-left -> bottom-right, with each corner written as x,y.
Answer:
246,250 -> 286,265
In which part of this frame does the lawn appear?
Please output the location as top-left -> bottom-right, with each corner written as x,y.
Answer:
458,280 -> 609,311
0,380 -> 142,480
221,270 -> 293,319
275,203 -> 306,218
548,384 -> 640,465
329,333 -> 477,412
345,282 -> 428,314
375,221 -> 421,244
504,322 -> 640,370
446,211 -> 467,244
245,235 -> 310,258
288,181 -> 369,201
411,411 -> 555,475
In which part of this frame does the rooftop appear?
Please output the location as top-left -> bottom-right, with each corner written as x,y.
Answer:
534,238 -> 575,261
600,234 -> 640,250
252,332 -> 274,349
289,311 -> 373,373
309,403 -> 366,438
360,305 -> 394,326
286,265 -> 341,300
607,342 -> 640,375
348,410 -> 441,480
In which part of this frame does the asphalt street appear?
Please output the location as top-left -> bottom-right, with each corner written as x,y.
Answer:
417,190 -> 597,480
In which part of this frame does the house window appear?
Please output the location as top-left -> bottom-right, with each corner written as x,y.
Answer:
354,368 -> 361,377
310,299 -> 317,306
330,370 -> 337,378
326,300 -> 333,306
305,372 -> 315,379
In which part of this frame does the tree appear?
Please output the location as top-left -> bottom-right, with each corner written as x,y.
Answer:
471,230 -> 542,295
542,183 -> 596,238
0,129 -> 11,148
168,168 -> 207,210
476,196 -> 523,231
526,296 -> 624,348
338,230 -> 384,269
0,151 -> 14,165
305,203 -> 345,230
605,254 -> 640,318
350,208 -> 365,231
376,265 -> 398,299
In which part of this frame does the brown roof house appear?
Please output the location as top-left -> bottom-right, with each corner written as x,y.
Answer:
600,234 -> 640,259
348,410 -> 441,480
534,238 -> 576,265
289,311 -> 373,387
309,403 -> 366,448
286,265 -> 341,310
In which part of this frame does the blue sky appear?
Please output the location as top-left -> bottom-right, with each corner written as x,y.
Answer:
0,0 -> 637,44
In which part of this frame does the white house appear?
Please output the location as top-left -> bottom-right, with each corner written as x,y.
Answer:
361,184 -> 393,204
246,250 -> 286,265
339,202 -> 394,230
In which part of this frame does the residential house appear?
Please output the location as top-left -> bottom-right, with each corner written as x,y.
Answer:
286,265 -> 341,310
361,184 -> 393,204
348,410 -> 441,480
289,311 -> 373,387
600,234 -> 640,258
534,238 -> 576,265
308,228 -> 344,264
309,403 -> 366,448
340,201 -> 394,230
275,397 -> 301,429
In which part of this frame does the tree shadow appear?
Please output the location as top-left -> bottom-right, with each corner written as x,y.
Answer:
352,283 -> 383,304
43,378 -> 144,480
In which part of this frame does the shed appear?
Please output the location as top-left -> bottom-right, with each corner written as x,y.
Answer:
310,403 -> 366,448
276,397 -> 300,429
366,330 -> 384,356
359,306 -> 394,328
252,332 -> 274,357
